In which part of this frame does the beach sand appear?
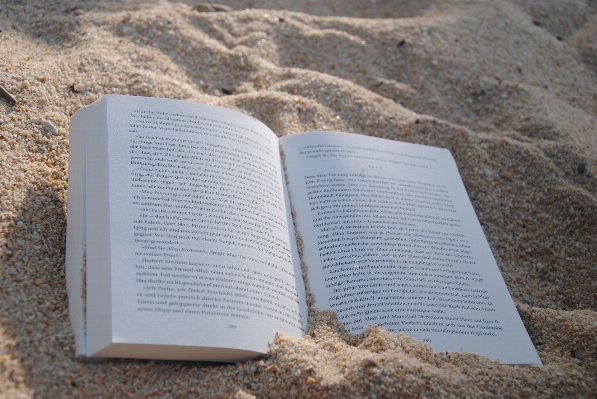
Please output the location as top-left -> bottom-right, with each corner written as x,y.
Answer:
1,0 -> 596,397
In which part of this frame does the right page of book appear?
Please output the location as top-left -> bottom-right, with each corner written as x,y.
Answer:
280,131 -> 541,366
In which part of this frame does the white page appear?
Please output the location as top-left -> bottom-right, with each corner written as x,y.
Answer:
280,131 -> 541,366
84,95 -> 306,360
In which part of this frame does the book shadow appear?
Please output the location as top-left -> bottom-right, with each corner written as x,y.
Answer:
0,184 -> 241,392
0,184 -> 72,390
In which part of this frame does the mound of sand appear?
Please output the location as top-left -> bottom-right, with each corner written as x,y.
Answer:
0,0 -> 595,397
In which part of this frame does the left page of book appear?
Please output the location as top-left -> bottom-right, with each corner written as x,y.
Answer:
80,95 -> 306,361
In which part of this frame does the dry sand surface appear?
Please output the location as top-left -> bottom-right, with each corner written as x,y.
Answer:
1,0 -> 597,397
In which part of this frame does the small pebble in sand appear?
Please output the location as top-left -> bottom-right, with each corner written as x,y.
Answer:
577,163 -> 585,174
192,3 -> 233,13
41,120 -> 58,135
360,357 -> 378,367
211,4 -> 233,12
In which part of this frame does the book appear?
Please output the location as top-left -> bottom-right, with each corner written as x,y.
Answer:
65,94 -> 542,366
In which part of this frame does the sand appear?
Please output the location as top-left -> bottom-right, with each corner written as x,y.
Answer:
1,0 -> 596,397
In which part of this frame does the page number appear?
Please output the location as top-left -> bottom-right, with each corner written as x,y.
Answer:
228,324 -> 237,329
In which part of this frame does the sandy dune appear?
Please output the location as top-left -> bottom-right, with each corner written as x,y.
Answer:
0,0 -> 596,397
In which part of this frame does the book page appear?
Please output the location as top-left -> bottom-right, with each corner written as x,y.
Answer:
85,95 -> 306,360
280,132 -> 541,366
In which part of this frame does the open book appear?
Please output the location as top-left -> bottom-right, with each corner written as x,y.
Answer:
66,95 -> 542,366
